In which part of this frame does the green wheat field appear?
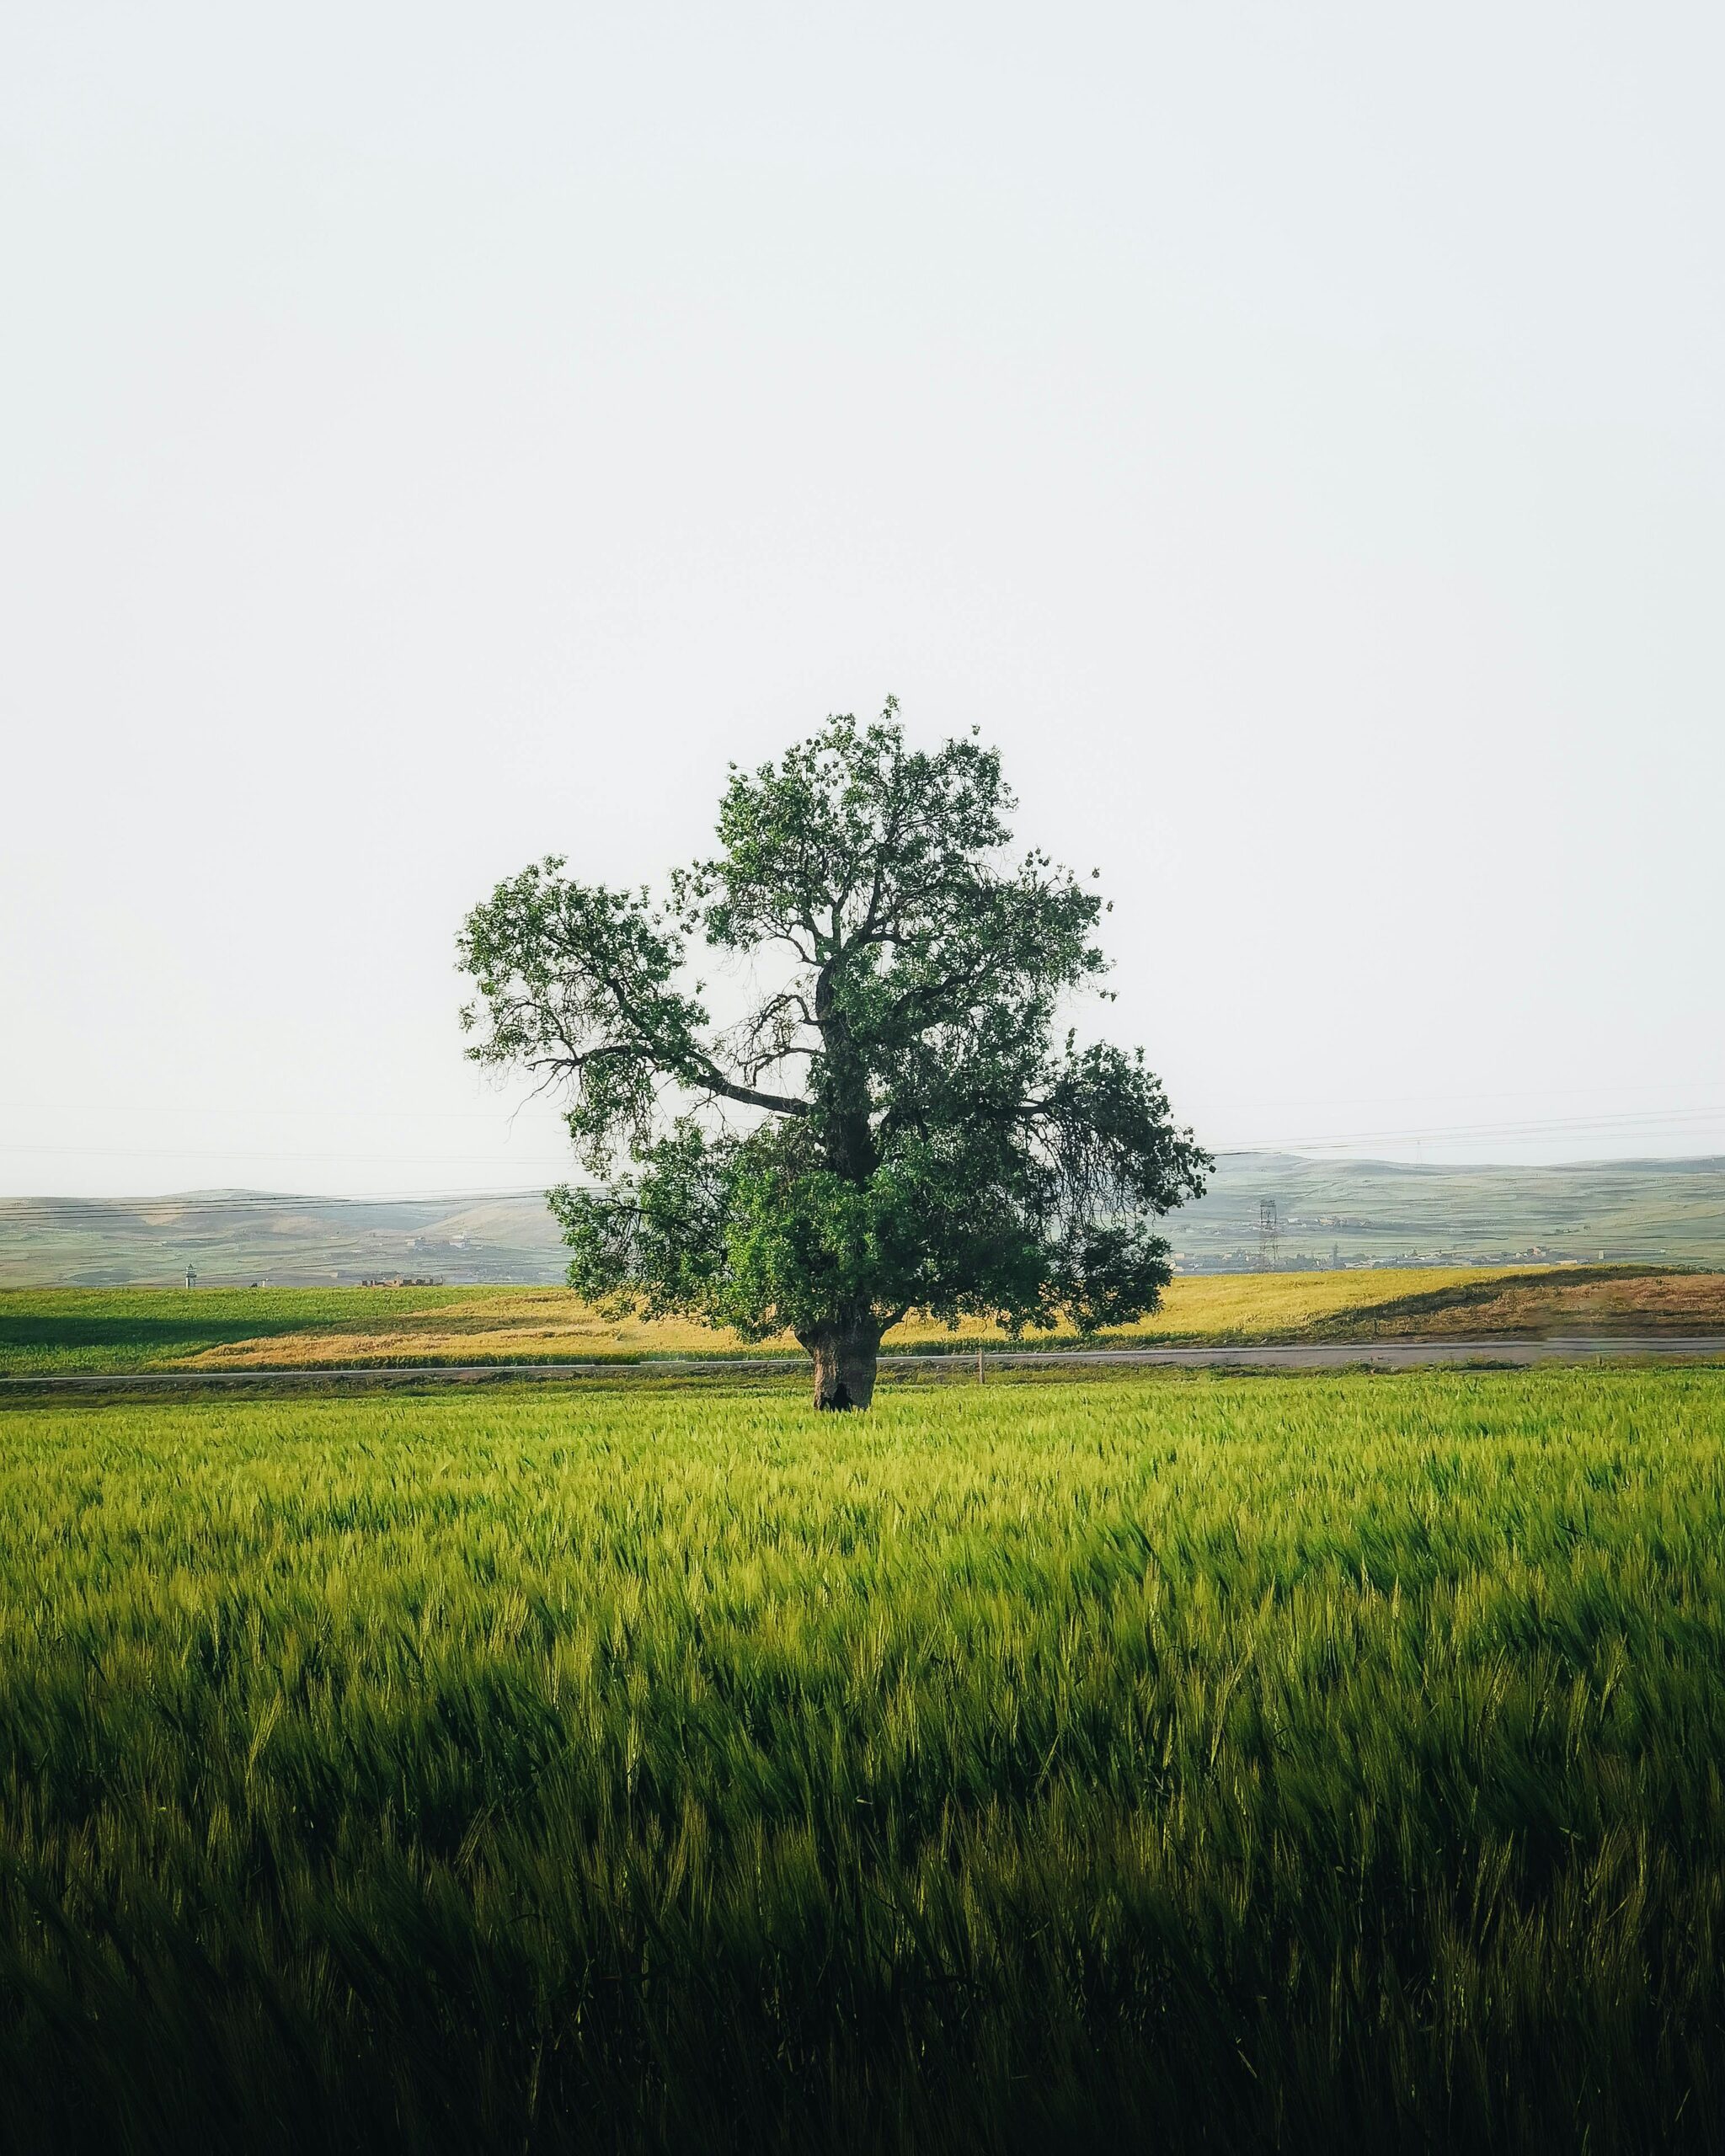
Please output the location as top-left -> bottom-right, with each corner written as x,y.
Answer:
2,1370 -> 1722,2153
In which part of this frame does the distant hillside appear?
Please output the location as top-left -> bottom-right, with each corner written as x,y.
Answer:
1174,1153 -> 1725,1270
3,1153 -> 1724,1285
0,1190 -> 570,1288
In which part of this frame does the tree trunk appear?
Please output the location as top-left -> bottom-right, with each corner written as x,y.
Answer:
799,1315 -> 881,1411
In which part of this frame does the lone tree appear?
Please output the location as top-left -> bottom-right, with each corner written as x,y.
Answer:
457,705 -> 1209,1409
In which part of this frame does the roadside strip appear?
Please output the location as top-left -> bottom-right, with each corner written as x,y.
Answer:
5,1335 -> 1725,1394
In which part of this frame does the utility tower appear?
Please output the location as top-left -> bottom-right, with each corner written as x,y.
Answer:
1257,1199 -> 1280,1273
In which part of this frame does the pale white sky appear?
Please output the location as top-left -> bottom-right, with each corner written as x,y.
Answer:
3,1 -> 1722,1197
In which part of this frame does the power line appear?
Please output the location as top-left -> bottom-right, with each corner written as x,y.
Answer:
0,1101 -> 555,1123
5,1116 -> 1725,1182
4,1102 -> 1725,1226
8,1097 -> 1725,1172
0,1141 -> 574,1170
10,1074 -> 1725,1124
0,1187 -> 571,1230
1218,1103 -> 1725,1154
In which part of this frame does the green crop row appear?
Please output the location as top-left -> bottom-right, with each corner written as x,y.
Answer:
1,1371 -> 1722,2152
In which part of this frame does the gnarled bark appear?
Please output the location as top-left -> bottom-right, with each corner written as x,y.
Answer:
798,1315 -> 882,1411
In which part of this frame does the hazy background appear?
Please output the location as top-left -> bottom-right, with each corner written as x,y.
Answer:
4,0 -> 1722,1198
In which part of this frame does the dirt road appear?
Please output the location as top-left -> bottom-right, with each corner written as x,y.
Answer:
7,1335 -> 1725,1395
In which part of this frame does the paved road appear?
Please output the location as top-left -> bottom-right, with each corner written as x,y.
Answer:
5,1336 -> 1725,1394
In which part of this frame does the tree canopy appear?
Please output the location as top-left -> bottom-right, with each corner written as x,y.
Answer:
457,704 -> 1209,1406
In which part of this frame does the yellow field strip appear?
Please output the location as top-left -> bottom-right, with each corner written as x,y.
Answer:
174,1266 -> 1725,1371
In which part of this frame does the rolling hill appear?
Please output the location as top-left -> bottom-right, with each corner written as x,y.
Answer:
3,1152 -> 1724,1286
